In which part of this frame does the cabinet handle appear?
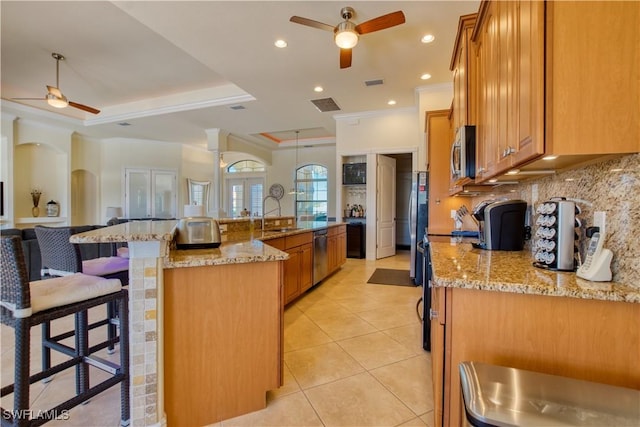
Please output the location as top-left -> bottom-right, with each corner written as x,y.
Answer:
502,146 -> 516,158
429,308 -> 439,320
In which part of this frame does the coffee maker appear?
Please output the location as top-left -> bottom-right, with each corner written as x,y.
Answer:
471,199 -> 528,251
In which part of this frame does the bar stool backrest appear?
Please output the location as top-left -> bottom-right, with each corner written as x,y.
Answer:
0,235 -> 31,326
35,226 -> 84,274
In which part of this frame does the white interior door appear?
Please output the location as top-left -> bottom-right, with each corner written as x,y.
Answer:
376,155 -> 397,259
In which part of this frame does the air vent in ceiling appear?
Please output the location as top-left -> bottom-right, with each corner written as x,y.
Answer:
365,79 -> 384,87
311,97 -> 341,113
230,105 -> 246,110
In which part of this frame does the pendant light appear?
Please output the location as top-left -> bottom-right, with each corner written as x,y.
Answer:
289,131 -> 301,195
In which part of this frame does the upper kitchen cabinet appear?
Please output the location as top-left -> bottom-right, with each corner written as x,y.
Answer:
473,0 -> 545,182
451,14 -> 478,131
473,0 -> 639,183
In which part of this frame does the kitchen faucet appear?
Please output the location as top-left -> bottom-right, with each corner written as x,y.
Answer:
261,195 -> 281,230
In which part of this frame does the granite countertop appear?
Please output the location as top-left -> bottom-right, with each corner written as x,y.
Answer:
70,220 -> 178,243
429,241 -> 639,303
70,219 -> 345,268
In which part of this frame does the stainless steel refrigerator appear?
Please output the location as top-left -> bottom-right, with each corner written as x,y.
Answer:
409,171 -> 429,285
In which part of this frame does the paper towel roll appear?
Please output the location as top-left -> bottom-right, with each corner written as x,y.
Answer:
184,204 -> 205,217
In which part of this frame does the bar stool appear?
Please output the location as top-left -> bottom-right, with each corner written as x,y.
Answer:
0,235 -> 130,426
34,226 -> 129,364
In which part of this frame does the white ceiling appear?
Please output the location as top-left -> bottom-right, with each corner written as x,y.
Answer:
1,1 -> 479,147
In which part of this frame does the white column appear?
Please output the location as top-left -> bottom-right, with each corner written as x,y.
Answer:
205,128 -> 229,218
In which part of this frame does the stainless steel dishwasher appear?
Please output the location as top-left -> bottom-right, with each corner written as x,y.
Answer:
313,229 -> 329,285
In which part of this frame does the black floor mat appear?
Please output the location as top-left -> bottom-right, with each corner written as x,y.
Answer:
367,268 -> 416,287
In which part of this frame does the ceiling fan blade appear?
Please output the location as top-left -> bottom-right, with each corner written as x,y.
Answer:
47,85 -> 63,98
11,97 -> 46,101
68,101 -> 100,115
355,11 -> 405,34
340,48 -> 352,69
290,16 -> 335,32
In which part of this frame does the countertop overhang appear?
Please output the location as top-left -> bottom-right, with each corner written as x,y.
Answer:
429,241 -> 639,303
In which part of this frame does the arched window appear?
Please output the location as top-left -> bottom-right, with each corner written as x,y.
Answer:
227,160 -> 265,173
225,160 -> 266,218
295,164 -> 328,221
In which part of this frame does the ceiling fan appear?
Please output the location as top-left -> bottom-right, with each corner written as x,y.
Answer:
12,52 -> 100,114
290,7 -> 405,69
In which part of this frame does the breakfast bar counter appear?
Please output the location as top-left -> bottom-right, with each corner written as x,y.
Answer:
427,240 -> 640,427
70,220 -> 292,427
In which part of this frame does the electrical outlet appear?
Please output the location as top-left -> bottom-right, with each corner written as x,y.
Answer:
451,209 -> 457,219
594,211 -> 606,236
219,224 -> 228,233
531,184 -> 538,204
275,220 -> 280,226
287,219 -> 293,225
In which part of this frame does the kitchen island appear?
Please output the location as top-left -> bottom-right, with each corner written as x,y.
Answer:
70,219 -> 345,426
428,240 -> 640,427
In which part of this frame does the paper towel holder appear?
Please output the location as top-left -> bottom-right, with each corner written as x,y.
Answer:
187,178 -> 210,209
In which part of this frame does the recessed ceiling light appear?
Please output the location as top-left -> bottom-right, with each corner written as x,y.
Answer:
421,34 -> 435,44
387,100 -> 396,105
542,155 -> 558,160
506,169 -> 520,175
420,73 -> 432,80
274,39 -> 287,48
118,122 -> 131,126
314,86 -> 323,92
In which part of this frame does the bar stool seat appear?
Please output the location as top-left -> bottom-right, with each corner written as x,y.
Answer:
1,235 -> 130,427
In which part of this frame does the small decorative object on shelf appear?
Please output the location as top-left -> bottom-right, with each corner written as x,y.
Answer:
31,189 -> 42,217
46,200 -> 60,217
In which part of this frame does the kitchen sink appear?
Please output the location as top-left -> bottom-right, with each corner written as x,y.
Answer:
268,227 -> 302,233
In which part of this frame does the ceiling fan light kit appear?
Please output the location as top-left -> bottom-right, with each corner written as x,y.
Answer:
334,22 -> 359,49
46,92 -> 68,108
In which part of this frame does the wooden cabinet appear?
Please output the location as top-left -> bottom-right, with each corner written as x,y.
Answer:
473,0 -> 639,182
430,286 -> 447,427
281,232 -> 313,305
474,0 -> 545,181
327,224 -> 346,273
450,14 -> 478,193
431,287 -> 640,427
426,110 -> 471,234
451,14 -> 478,131
163,261 -> 283,426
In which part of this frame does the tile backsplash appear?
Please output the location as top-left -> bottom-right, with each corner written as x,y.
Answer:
479,154 -> 639,285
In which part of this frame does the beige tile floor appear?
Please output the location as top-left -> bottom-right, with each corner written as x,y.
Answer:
2,251 -> 435,427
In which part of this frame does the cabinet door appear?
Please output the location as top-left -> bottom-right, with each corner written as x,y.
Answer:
283,248 -> 300,304
327,234 -> 338,272
476,2 -> 500,181
337,230 -> 347,267
512,0 -> 545,165
431,286 -> 446,427
299,243 -> 313,293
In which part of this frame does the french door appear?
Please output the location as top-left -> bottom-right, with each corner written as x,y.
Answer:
226,178 -> 264,218
125,168 -> 177,219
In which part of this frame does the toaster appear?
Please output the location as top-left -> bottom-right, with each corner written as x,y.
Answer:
175,217 -> 221,249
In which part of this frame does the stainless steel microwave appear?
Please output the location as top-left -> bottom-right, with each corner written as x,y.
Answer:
451,125 -> 476,183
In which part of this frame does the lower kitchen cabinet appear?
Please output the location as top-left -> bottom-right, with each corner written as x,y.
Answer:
328,224 -> 347,273
280,232 -> 313,305
431,286 -> 640,427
